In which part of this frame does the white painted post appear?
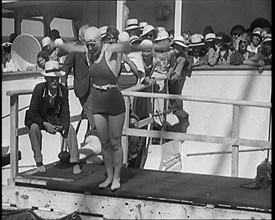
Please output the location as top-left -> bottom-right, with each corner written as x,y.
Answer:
122,96 -> 130,166
181,141 -> 187,172
231,105 -> 240,177
174,0 -> 182,37
9,95 -> 19,185
116,0 -> 126,33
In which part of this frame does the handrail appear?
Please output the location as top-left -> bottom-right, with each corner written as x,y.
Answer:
6,82 -> 271,185
2,105 -> 29,119
121,91 -> 271,108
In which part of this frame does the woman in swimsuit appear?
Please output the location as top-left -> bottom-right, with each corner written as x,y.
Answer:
57,27 -> 169,191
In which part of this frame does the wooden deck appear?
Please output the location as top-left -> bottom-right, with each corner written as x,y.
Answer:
2,161 -> 271,219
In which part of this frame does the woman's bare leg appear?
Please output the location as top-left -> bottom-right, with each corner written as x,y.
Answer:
93,114 -> 113,188
108,112 -> 125,190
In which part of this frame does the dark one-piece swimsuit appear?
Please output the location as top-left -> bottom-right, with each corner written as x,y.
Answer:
89,50 -> 126,116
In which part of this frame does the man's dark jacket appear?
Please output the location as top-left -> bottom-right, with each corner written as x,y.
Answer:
25,82 -> 70,137
61,51 -> 90,98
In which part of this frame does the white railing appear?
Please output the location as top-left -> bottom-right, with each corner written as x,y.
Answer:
5,80 -> 271,185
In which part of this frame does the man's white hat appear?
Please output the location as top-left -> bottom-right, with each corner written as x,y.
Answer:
204,33 -> 216,42
139,21 -> 148,30
170,35 -> 188,48
140,25 -> 155,37
125,18 -> 140,31
41,60 -> 65,77
99,26 -> 108,38
262,33 -> 272,43
155,30 -> 170,41
189,34 -> 205,46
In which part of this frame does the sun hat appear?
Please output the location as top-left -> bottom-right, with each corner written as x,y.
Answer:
125,18 -> 140,31
129,35 -> 141,45
140,25 -> 155,37
262,33 -> 272,43
189,34 -> 205,46
41,60 -> 65,77
204,33 -> 216,42
84,27 -> 101,44
139,21 -> 148,30
154,30 -> 170,41
170,35 -> 188,48
42,36 -> 51,47
99,26 -> 108,38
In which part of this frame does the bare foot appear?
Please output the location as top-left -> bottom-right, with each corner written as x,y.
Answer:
111,179 -> 121,191
99,178 -> 112,188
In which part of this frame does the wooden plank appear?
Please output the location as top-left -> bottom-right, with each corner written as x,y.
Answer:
122,91 -> 272,108
123,128 -> 271,148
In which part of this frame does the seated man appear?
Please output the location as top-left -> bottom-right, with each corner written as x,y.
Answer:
25,60 -> 81,174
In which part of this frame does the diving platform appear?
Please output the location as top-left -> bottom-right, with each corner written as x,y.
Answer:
2,161 -> 271,219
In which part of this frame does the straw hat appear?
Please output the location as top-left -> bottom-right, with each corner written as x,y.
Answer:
84,27 -> 101,44
204,33 -> 216,42
170,35 -> 188,48
99,26 -> 108,38
155,30 -> 170,41
139,21 -> 148,30
125,18 -> 140,31
189,34 -> 205,46
41,60 -> 65,77
140,25 -> 155,37
252,27 -> 262,36
262,33 -> 272,43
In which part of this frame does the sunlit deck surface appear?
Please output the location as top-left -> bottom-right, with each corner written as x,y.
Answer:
18,161 -> 271,212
